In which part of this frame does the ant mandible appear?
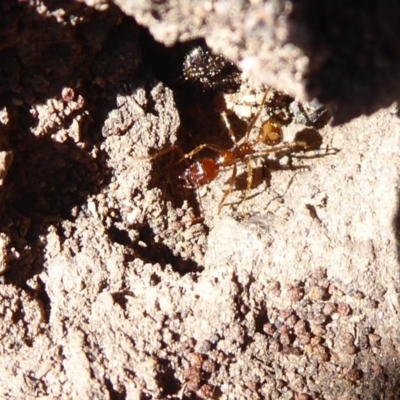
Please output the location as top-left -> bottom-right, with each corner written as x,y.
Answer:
178,89 -> 309,214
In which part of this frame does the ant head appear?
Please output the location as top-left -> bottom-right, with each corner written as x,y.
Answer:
181,158 -> 219,188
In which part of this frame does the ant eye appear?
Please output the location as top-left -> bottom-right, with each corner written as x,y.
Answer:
259,118 -> 283,146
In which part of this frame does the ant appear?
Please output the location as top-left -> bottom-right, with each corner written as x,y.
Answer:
153,89 -> 311,215
180,89 -> 311,213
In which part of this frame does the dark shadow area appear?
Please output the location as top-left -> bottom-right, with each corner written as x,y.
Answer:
111,291 -> 137,311
140,33 -> 243,149
106,219 -> 202,275
133,224 -> 201,275
35,277 -> 52,324
0,2 -> 147,292
155,357 -> 181,398
289,0 -> 400,125
1,130 -> 110,287
104,378 -> 127,400
140,33 -> 241,94
393,197 -> 400,265
293,128 -> 323,150
0,0 -> 127,106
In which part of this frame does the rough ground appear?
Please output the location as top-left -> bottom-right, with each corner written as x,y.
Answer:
0,1 -> 400,399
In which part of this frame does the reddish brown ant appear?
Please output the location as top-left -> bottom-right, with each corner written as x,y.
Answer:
151,89 -> 310,215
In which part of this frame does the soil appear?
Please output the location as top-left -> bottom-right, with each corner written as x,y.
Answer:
0,1 -> 400,399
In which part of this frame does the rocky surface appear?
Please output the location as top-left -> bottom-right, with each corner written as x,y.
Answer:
0,1 -> 400,399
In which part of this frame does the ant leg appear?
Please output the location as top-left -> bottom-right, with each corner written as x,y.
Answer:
240,158 -> 255,215
220,111 -> 237,145
182,143 -> 224,161
217,161 -> 237,214
148,144 -> 186,161
244,89 -> 271,142
150,143 -> 225,167
250,141 -> 310,158
214,93 -> 237,145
